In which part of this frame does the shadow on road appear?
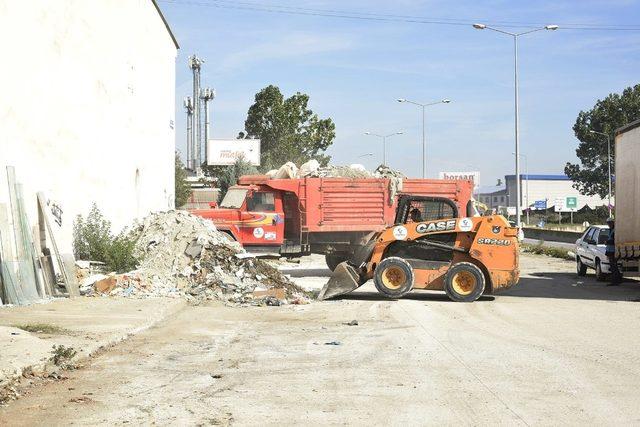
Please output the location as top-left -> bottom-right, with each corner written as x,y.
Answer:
501,273 -> 640,302
334,291 -> 496,302
282,264 -> 640,303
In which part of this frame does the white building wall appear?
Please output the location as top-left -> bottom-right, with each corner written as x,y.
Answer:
506,177 -> 608,209
0,0 -> 177,254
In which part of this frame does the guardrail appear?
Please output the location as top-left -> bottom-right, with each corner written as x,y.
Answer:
523,227 -> 583,244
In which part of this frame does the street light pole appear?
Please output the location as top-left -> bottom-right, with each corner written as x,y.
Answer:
364,131 -> 404,166
397,98 -> 450,178
513,152 -> 529,224
589,130 -> 613,217
473,23 -> 558,236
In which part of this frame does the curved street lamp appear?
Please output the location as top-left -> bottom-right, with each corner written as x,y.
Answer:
473,23 -> 558,235
397,98 -> 451,178
364,131 -> 404,165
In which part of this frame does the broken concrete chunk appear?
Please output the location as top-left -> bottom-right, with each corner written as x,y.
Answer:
95,276 -> 117,294
252,288 -> 286,300
184,240 -> 204,258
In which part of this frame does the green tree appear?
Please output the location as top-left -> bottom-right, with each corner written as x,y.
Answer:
72,203 -> 138,273
175,152 -> 192,208
243,85 -> 335,170
72,203 -> 112,262
216,157 -> 258,201
565,84 -> 640,198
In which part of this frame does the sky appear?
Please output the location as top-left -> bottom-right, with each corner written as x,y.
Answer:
158,0 -> 640,190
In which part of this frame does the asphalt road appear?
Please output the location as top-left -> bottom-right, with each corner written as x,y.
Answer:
1,253 -> 640,425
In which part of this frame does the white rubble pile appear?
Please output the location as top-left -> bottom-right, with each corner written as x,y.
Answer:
79,211 -> 309,306
266,159 -> 406,180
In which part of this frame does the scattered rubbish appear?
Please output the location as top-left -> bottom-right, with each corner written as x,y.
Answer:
78,211 -> 309,306
343,320 -> 358,326
325,341 -> 341,346
69,396 -> 93,404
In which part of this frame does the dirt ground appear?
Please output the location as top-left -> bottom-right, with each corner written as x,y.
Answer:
1,253 -> 640,425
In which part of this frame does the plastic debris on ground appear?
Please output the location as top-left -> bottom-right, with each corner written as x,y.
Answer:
78,211 -> 309,306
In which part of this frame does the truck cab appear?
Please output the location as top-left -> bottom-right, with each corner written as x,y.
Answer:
192,184 -> 287,250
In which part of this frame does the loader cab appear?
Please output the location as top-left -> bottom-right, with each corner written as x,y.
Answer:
395,196 -> 459,225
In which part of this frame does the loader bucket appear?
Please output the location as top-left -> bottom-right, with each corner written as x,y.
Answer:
318,262 -> 362,300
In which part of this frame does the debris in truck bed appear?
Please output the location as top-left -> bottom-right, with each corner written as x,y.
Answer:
265,160 -> 406,180
78,211 -> 308,306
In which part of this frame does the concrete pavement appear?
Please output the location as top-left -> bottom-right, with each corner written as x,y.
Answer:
1,253 -> 640,425
0,297 -> 185,395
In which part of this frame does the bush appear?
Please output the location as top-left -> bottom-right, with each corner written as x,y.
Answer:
73,203 -> 138,273
175,152 -> 192,208
521,242 -> 574,260
72,203 -> 111,262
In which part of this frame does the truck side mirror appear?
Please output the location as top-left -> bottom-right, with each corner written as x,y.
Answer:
209,201 -> 218,208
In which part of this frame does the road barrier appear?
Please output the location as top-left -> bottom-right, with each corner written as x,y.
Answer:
523,227 -> 583,244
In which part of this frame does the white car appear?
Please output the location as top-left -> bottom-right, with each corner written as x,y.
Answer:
575,225 -> 615,280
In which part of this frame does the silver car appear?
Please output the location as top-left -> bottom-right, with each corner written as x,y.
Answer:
575,225 -> 614,280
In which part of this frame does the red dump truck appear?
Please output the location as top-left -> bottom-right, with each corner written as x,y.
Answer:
614,119 -> 640,275
191,175 -> 474,268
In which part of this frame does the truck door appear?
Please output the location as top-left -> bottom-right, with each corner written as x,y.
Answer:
242,191 -> 284,246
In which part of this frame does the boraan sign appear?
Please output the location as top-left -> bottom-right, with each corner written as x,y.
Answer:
438,171 -> 480,191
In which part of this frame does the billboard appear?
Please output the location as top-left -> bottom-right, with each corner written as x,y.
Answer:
438,171 -> 480,190
534,200 -> 547,210
207,139 -> 261,166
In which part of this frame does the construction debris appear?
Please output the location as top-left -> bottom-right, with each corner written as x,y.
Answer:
79,211 -> 309,306
1,167 -> 75,306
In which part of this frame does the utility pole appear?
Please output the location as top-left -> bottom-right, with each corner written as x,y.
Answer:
589,130 -> 613,217
397,98 -> 450,178
473,23 -> 558,238
188,55 -> 204,173
200,87 -> 216,167
183,97 -> 193,170
364,131 -> 403,166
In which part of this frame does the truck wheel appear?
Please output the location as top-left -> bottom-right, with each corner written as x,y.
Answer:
325,253 -> 348,271
595,259 -> 606,281
374,257 -> 414,298
444,262 -> 485,302
576,257 -> 587,276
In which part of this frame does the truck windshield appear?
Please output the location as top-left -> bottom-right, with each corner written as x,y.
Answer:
220,189 -> 248,208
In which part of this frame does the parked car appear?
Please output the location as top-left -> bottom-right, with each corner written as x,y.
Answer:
575,225 -> 616,280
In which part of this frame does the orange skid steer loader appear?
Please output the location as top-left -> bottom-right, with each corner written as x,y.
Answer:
318,196 -> 520,302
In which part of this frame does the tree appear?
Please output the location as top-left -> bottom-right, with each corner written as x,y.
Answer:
175,152 -> 192,208
72,203 -> 138,273
565,84 -> 640,198
216,157 -> 258,201
243,85 -> 335,170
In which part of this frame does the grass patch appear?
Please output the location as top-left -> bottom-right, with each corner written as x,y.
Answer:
13,323 -> 71,335
50,345 -> 77,367
521,243 -> 574,261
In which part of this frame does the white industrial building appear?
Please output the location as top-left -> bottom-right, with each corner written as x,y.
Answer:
479,174 -> 608,213
0,0 -> 178,254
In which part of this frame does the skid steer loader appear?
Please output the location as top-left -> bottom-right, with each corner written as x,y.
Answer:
318,196 -> 520,302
